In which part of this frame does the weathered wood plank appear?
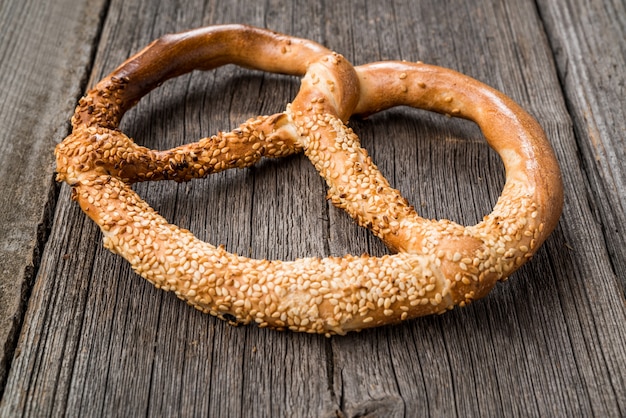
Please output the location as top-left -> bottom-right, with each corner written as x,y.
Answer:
1,0 -> 625,416
535,0 -> 626,412
0,0 -> 108,392
536,0 -> 626,292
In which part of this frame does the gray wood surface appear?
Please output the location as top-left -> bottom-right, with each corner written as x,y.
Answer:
1,0 -> 624,416
537,0 -> 626,291
0,0 -> 108,391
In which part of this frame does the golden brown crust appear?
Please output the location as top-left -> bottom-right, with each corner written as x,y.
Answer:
55,25 -> 563,335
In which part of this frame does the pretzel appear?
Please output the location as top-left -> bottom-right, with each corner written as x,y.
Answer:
55,25 -> 563,335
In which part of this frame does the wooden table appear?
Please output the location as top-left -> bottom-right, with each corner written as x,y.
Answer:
1,0 -> 624,416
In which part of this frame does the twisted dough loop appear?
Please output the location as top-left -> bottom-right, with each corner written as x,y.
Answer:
55,25 -> 563,335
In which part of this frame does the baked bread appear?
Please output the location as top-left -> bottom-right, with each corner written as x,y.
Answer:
56,25 -> 563,335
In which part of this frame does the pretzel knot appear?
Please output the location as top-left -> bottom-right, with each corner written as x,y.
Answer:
56,25 -> 563,335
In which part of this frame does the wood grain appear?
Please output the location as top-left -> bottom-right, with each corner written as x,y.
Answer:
0,0 -> 108,392
1,0 -> 624,416
536,0 -> 626,292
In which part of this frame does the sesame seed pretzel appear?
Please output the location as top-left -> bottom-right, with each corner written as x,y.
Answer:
55,25 -> 563,335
